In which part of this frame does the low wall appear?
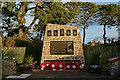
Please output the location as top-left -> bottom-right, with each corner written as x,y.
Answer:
2,59 -> 16,75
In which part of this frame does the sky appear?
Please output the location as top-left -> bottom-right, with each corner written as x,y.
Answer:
79,24 -> 118,43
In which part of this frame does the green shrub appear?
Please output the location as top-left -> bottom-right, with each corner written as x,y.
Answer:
24,55 -> 34,64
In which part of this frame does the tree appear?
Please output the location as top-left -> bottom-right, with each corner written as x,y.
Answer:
76,2 -> 97,50
97,4 -> 119,44
1,2 -> 43,38
2,34 -> 32,47
2,2 -> 72,40
2,37 -> 15,47
64,2 -> 80,26
33,2 -> 72,40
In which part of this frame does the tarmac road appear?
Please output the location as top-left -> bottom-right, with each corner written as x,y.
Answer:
2,70 -> 114,80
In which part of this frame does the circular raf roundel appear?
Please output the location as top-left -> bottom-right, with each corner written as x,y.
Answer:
40,63 -> 47,70
66,63 -> 72,70
71,63 -> 78,70
49,62 -> 58,70
57,61 -> 65,70
78,63 -> 86,70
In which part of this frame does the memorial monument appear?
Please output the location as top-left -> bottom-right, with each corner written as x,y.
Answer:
41,24 -> 85,64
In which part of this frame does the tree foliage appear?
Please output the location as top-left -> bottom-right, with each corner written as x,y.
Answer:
2,34 -> 32,47
64,2 -> 80,26
2,34 -> 43,47
97,4 -> 119,44
1,2 -> 72,40
33,2 -> 72,40
34,2 -> 72,31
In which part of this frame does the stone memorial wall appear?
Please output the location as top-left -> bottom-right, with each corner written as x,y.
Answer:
41,24 -> 85,63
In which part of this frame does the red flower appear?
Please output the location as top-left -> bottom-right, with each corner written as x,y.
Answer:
40,63 -> 47,70
49,62 -> 58,70
78,63 -> 86,70
71,63 -> 78,70
57,61 -> 65,70
66,63 -> 72,70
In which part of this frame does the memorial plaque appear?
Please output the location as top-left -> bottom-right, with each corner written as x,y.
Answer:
47,30 -> 51,36
73,30 -> 77,36
54,30 -> 58,36
50,41 -> 74,55
60,29 -> 64,36
66,30 -> 71,36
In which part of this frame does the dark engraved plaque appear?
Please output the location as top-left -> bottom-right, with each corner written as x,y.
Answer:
60,29 -> 64,36
54,30 -> 58,36
47,30 -> 51,36
66,30 -> 71,36
73,30 -> 77,36
50,41 -> 74,55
